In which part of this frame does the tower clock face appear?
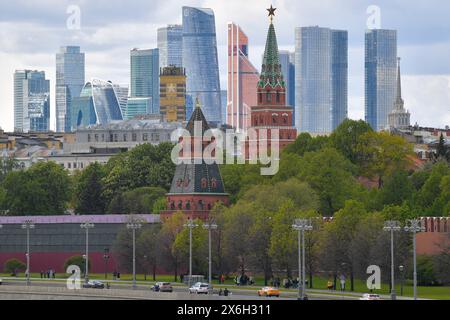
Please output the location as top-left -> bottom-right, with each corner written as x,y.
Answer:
167,83 -> 177,93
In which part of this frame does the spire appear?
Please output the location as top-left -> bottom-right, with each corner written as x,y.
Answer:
258,6 -> 284,89
395,57 -> 404,110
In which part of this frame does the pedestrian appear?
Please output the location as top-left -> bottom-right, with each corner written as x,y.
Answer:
113,271 -> 117,280
224,288 -> 229,296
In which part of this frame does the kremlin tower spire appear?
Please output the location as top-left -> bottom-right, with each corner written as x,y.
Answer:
246,6 -> 297,158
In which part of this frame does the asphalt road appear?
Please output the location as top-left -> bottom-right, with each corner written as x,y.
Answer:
0,279 -> 342,300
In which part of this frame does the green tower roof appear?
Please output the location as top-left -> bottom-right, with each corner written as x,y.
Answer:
259,22 -> 285,89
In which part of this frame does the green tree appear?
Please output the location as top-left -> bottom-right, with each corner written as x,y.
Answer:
415,161 -> 449,215
108,187 -> 166,214
2,162 -> 70,215
330,119 -> 373,163
297,148 -> 357,216
63,255 -> 91,273
74,162 -> 106,214
377,170 -> 414,208
102,142 -> 175,204
356,131 -> 413,187
284,132 -> 330,157
173,219 -> 208,276
4,258 -> 26,276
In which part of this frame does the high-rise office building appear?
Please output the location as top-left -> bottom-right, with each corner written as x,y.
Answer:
14,70 -> 50,133
160,66 -> 186,122
130,48 -> 160,114
182,6 -> 222,125
56,46 -> 85,132
112,84 -> 129,116
295,27 -> 348,134
71,79 -> 123,129
365,29 -> 398,131
279,50 -> 295,106
227,23 -> 259,132
221,90 -> 227,126
157,25 -> 183,68
124,97 -> 153,120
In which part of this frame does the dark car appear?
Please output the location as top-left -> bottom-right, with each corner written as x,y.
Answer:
151,282 -> 173,293
83,280 -> 105,289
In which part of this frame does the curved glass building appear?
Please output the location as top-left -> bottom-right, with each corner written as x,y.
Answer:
71,79 -> 123,130
182,6 -> 222,125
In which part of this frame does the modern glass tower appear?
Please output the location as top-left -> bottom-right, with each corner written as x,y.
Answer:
365,29 -> 398,131
130,48 -> 160,114
279,51 -> 295,107
182,6 -> 222,125
295,27 -> 348,134
227,22 -> 259,132
14,70 -> 50,133
157,25 -> 183,68
70,79 -> 123,130
56,46 -> 85,132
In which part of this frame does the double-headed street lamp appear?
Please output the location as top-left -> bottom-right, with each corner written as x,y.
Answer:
184,219 -> 198,287
202,221 -> 218,292
21,220 -> 35,286
80,222 -> 94,283
383,220 -> 401,300
292,219 -> 313,301
127,222 -> 142,290
404,219 -> 425,301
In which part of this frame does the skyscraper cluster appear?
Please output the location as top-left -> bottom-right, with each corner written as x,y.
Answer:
12,5 -> 406,136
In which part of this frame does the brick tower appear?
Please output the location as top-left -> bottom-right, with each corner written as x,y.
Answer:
246,6 -> 297,158
161,99 -> 229,221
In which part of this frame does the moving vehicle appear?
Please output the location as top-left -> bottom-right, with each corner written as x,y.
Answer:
151,282 -> 173,293
189,282 -> 210,294
0,278 -> 2,285
360,293 -> 381,300
257,287 -> 280,297
82,280 -> 105,289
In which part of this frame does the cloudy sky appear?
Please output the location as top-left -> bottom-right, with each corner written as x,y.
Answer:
0,0 -> 449,131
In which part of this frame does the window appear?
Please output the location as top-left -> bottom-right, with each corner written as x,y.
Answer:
201,178 -> 207,189
276,91 -> 280,103
110,134 -> 114,142
94,134 -> 99,142
114,134 -> 118,142
178,201 -> 183,210
101,134 -> 105,142
87,134 -> 91,142
132,133 -> 137,142
198,200 -> 204,210
259,93 -> 262,103
211,178 -> 217,189
68,162 -> 71,169
186,201 -> 191,210
143,133 -> 148,141
266,91 -> 271,102
123,134 -> 127,142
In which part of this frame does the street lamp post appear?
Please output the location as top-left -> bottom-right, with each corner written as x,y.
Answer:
202,221 -> 218,293
399,265 -> 404,297
21,220 -> 35,286
103,248 -> 110,280
184,219 -> 198,287
383,220 -> 401,300
292,219 -> 313,300
127,222 -> 142,290
80,222 -> 94,284
404,219 -> 425,301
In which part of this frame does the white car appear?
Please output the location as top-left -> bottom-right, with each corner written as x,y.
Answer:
360,293 -> 381,300
189,282 -> 210,294
0,278 -> 2,285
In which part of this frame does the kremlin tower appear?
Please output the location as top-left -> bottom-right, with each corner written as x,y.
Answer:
246,6 -> 297,158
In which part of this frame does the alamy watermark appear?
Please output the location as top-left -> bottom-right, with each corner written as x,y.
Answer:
366,5 -> 381,29
66,5 -> 81,30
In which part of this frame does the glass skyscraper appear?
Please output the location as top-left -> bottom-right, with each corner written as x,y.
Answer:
157,25 -> 183,68
56,46 -> 85,132
182,6 -> 222,125
295,27 -> 348,134
365,29 -> 398,131
130,48 -> 160,114
71,79 -> 123,130
14,70 -> 50,133
279,50 -> 296,124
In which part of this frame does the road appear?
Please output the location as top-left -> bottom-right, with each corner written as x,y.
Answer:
0,278 -> 348,300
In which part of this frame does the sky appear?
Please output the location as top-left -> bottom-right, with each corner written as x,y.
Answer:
0,0 -> 449,131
